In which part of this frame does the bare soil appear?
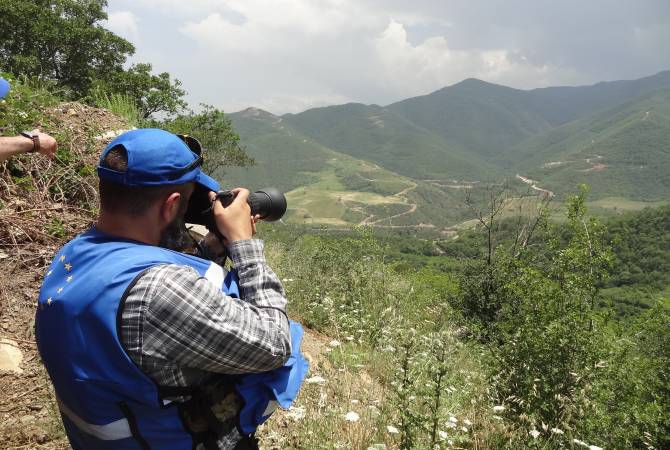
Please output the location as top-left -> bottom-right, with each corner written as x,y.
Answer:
1,102 -> 127,449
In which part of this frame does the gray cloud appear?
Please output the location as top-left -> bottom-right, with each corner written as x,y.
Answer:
106,0 -> 670,114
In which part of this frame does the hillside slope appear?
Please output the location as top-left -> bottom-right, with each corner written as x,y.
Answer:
283,102 -> 497,181
520,89 -> 670,200
227,71 -> 670,228
388,70 -> 670,164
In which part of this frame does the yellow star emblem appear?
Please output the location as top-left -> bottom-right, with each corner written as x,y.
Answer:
66,276 -> 73,283
57,287 -> 63,294
59,255 -> 66,262
47,298 -> 53,305
64,263 -> 72,271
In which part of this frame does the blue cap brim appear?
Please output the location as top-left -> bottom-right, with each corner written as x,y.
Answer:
195,170 -> 220,193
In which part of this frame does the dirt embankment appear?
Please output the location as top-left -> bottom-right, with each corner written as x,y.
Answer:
0,103 -> 129,448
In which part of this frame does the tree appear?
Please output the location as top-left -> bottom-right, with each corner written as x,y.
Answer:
161,105 -> 253,176
0,0 -> 134,96
91,63 -> 187,119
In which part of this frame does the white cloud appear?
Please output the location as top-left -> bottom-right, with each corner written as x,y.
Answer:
105,0 -> 670,114
103,11 -> 140,43
372,20 -> 585,97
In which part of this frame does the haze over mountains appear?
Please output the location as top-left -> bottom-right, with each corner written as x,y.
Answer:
224,71 -> 670,229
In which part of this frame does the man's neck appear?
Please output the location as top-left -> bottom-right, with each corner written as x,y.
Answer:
96,211 -> 159,245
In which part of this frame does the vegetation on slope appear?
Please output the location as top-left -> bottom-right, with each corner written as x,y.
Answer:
283,102 -> 497,181
521,89 -> 670,200
258,192 -> 670,449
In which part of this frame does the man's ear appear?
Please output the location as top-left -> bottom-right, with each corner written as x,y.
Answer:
161,191 -> 182,224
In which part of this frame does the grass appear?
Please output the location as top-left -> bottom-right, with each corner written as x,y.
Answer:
283,156 -> 418,226
588,196 -> 668,212
91,91 -> 141,127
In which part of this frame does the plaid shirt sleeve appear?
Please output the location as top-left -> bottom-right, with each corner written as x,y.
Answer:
124,239 -> 291,376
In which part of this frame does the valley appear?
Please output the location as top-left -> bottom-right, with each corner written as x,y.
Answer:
224,71 -> 670,230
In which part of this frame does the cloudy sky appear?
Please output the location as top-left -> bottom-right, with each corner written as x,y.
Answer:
104,0 -> 670,115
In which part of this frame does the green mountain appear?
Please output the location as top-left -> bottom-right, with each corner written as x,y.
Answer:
282,102 -> 497,181
388,70 -> 670,163
520,89 -> 670,200
223,108 -> 333,193
223,71 -> 670,229
388,78 -> 553,161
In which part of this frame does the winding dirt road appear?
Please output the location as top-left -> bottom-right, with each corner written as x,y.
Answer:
358,180 -> 419,226
516,174 -> 555,197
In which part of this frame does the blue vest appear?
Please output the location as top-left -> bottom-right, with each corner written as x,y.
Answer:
35,228 -> 308,449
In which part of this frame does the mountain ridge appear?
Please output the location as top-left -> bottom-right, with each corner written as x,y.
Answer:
225,70 -> 670,228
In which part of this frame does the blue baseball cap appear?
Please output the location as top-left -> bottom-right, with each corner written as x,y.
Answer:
0,77 -> 9,99
97,128 -> 220,193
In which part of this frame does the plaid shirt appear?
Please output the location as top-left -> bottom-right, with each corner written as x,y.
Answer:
119,239 -> 290,449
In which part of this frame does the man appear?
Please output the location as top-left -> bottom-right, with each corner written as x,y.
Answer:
0,77 -> 58,162
36,129 -> 306,449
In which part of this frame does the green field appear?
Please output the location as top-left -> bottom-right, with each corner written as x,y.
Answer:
283,156 -> 418,226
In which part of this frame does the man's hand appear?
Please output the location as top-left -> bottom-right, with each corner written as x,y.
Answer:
208,188 -> 260,245
32,129 -> 57,159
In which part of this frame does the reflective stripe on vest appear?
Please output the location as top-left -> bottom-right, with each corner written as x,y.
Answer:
58,397 -> 132,441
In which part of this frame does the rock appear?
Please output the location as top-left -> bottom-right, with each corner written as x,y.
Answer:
20,415 -> 36,424
305,376 -> 326,384
0,339 -> 23,374
286,406 -> 306,421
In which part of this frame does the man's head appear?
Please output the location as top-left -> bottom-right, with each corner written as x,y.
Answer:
97,129 -> 220,250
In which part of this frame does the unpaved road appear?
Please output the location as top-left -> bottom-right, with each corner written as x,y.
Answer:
516,174 -> 555,197
357,180 -> 419,226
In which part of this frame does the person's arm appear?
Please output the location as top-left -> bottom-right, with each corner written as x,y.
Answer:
123,241 -> 291,375
122,187 -> 290,374
0,130 -> 57,163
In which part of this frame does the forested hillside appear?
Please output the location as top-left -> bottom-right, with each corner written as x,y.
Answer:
226,71 -> 670,228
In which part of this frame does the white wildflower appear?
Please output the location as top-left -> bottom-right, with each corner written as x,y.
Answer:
529,429 -> 540,439
344,411 -> 360,422
438,430 -> 448,440
573,439 -> 589,448
492,405 -> 506,412
345,336 -> 354,341
551,428 -> 564,435
448,440 -> 454,446
463,419 -> 472,426
449,416 -> 458,423
286,406 -> 306,421
445,422 -> 457,429
386,425 -> 399,434
305,376 -> 326,384
461,426 -> 468,432
351,399 -> 359,404
329,340 -> 341,347
588,446 -> 603,450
